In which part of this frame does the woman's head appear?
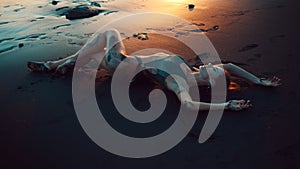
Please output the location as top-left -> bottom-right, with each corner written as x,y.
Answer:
199,63 -> 231,89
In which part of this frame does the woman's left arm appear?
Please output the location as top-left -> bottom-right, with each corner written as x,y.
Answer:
220,63 -> 281,87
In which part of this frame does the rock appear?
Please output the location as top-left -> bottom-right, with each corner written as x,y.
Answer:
212,25 -> 219,30
52,1 -> 59,5
66,5 -> 102,20
91,2 -> 101,7
188,4 -> 195,11
133,33 -> 149,40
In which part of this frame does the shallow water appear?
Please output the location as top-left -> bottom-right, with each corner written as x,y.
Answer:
0,0 -> 214,55
1,0 -> 285,54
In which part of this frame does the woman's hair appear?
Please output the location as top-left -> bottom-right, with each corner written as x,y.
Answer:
224,70 -> 231,89
216,70 -> 241,91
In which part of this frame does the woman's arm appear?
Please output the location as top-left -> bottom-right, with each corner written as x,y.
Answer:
165,76 -> 251,111
220,63 -> 281,87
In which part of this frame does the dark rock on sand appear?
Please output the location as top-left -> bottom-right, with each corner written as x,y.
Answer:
239,44 -> 259,52
133,33 -> 149,40
212,25 -> 219,30
188,4 -> 195,11
65,5 -> 104,20
52,1 -> 59,5
54,4 -> 113,20
91,2 -> 101,7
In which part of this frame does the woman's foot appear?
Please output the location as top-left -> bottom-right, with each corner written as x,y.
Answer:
27,61 -> 51,72
54,60 -> 75,75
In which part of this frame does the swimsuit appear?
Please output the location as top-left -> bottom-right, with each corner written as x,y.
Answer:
135,55 -> 195,87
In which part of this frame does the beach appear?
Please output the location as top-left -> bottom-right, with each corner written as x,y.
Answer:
1,0 -> 299,168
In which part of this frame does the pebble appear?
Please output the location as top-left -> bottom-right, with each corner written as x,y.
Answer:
52,1 -> 59,5
188,4 -> 195,11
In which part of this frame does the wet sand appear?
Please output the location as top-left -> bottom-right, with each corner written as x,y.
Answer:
1,0 -> 300,169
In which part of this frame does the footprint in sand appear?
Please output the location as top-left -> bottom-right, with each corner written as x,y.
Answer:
247,58 -> 257,63
269,34 -> 286,42
253,53 -> 262,58
0,21 -> 10,25
189,25 -> 219,33
0,37 -> 14,43
0,46 -> 16,54
247,53 -> 262,63
13,7 -> 25,12
52,24 -> 72,30
238,44 -> 258,52
30,16 -> 45,22
192,22 -> 205,26
15,33 -> 47,41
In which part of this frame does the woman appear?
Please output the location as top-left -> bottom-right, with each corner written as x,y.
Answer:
27,29 -> 281,111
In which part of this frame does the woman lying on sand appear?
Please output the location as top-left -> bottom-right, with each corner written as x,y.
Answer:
27,29 -> 280,111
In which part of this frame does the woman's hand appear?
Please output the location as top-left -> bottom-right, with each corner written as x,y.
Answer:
259,76 -> 281,87
226,100 -> 251,111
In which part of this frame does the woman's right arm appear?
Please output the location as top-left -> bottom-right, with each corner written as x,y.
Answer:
165,76 -> 251,111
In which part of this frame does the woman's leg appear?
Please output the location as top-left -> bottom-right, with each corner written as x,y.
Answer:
28,31 -> 106,72
28,29 -> 126,73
